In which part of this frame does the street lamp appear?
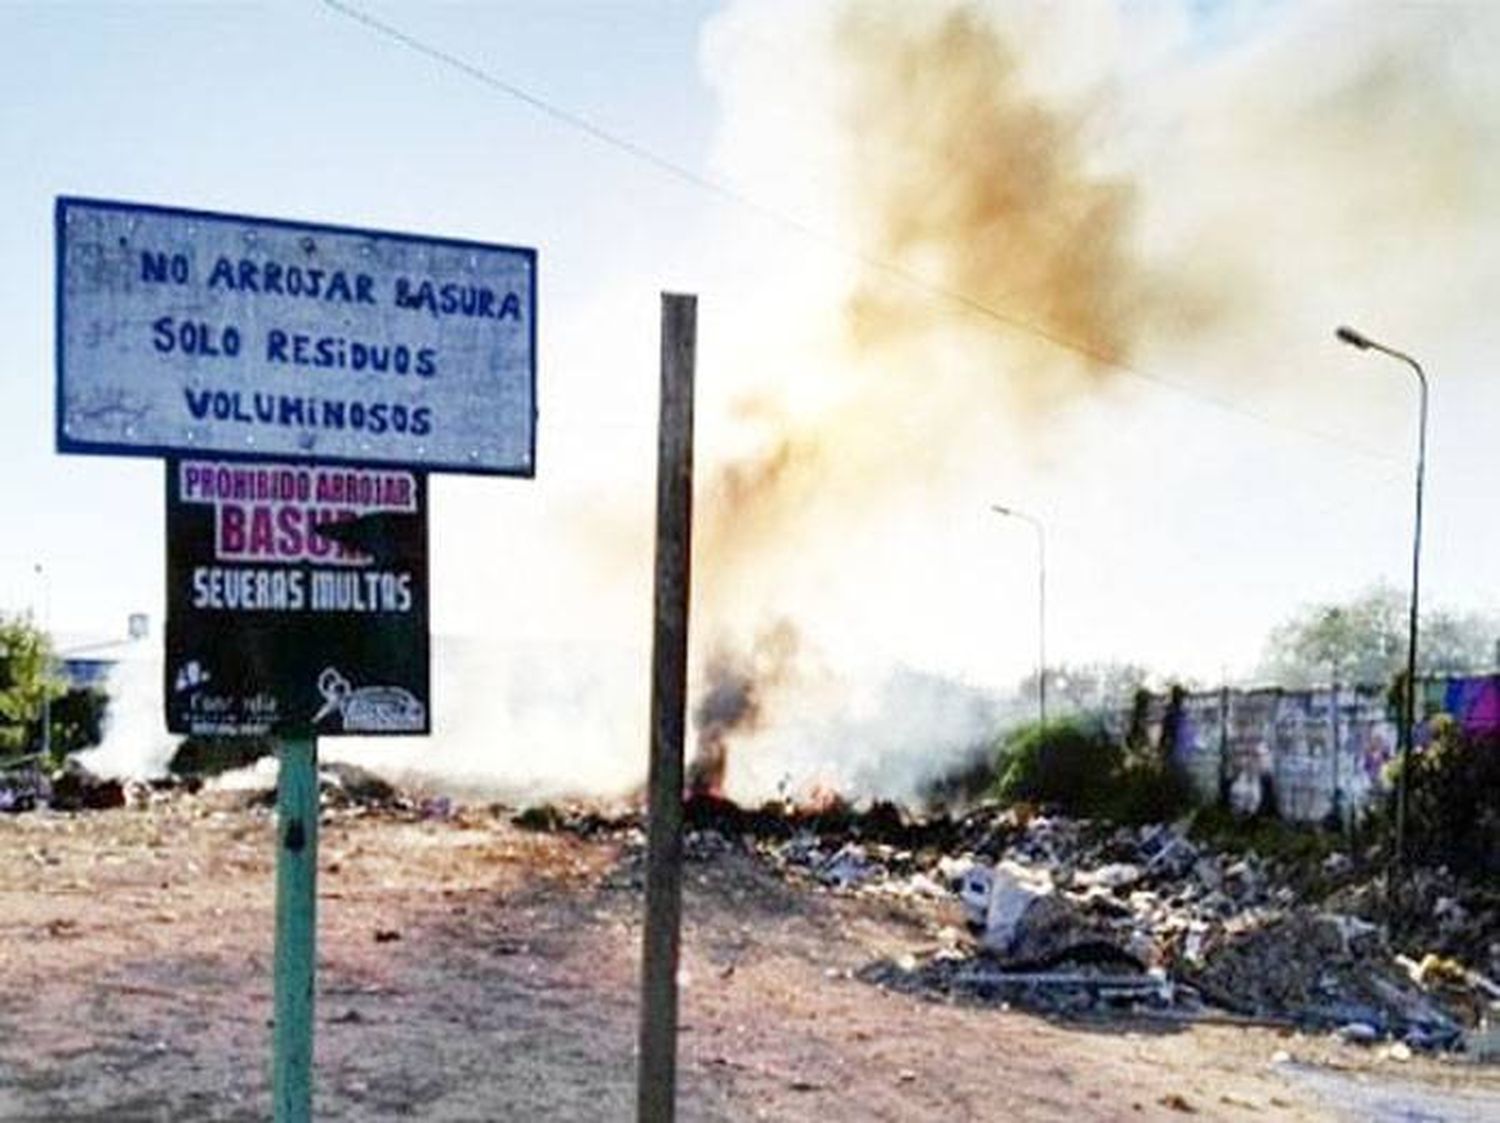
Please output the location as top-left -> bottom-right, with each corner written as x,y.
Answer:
34,562 -> 52,764
990,504 -> 1047,727
1335,324 -> 1428,872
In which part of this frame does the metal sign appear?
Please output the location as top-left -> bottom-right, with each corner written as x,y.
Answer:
165,458 -> 429,736
57,196 -> 536,476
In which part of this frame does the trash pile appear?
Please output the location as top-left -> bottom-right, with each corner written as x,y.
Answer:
7,756 -> 1494,1055
0,757 -> 49,813
1,755 -> 126,812
517,794 -> 1498,1054
229,759 -> 459,821
768,807 -> 1491,1050
1,753 -> 453,821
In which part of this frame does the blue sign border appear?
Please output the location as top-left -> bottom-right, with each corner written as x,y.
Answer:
55,195 -> 538,478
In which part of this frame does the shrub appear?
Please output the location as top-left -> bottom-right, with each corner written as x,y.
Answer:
1108,758 -> 1197,826
46,687 -> 109,766
993,711 -> 1199,825
993,718 -> 1122,815
1391,719 -> 1500,875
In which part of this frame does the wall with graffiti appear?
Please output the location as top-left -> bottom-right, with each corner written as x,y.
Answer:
1129,675 -> 1500,824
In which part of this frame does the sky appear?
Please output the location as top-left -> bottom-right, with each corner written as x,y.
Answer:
4,1 -> 1499,797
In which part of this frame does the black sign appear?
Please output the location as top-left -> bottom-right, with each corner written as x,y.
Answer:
165,459 -> 429,736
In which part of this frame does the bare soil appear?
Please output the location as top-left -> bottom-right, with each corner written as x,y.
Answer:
2,794 -> 1498,1121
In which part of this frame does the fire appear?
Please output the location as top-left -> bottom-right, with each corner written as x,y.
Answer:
800,781 -> 846,816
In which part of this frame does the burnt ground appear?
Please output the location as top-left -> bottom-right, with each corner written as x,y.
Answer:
2,795 -> 1498,1122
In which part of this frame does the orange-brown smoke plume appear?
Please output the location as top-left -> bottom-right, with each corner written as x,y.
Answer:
696,3 -> 1156,596
837,4 -> 1143,371
689,3 -> 1160,789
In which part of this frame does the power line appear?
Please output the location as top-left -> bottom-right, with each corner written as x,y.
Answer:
320,0 -> 1398,466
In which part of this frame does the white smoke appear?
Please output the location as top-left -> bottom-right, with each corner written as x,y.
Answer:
722,662 -> 1002,805
79,1 -> 1500,804
75,641 -> 179,779
329,635 -> 649,800
73,634 -> 649,800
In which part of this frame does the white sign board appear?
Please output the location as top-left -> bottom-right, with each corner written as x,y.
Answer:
56,197 -> 536,476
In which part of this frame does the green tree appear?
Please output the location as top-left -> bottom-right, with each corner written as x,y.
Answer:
1258,585 -> 1496,688
0,614 -> 67,757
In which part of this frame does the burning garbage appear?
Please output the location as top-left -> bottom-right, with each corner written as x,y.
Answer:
688,622 -> 801,799
8,714 -> 1495,1059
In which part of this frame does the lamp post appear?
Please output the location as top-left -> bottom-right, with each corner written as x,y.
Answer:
34,563 -> 51,764
991,504 -> 1047,728
1335,325 -> 1427,873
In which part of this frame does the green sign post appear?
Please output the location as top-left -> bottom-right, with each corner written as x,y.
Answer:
163,458 -> 428,1123
273,735 -> 319,1122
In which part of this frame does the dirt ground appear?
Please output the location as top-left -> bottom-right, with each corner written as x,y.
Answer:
2,793 -> 1498,1122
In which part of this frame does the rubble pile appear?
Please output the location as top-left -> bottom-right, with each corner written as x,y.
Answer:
243,760 -> 459,821
516,795 -> 1496,1051
788,810 -> 1490,1048
1,756 -> 126,813
0,758 -> 49,812
858,954 -> 1180,1019
6,760 -> 1493,1053
764,809 -> 1296,970
1,754 -> 450,821
1190,911 -> 1461,1048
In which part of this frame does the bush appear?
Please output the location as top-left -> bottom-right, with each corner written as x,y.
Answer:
1189,803 -> 1344,868
1109,685 -> 1198,824
46,687 -> 109,765
1391,719 -> 1500,875
992,713 -> 1199,825
993,719 -> 1122,815
1109,759 -> 1197,826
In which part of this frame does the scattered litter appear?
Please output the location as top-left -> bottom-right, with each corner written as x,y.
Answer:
48,758 -> 125,812
21,766 -> 1493,1058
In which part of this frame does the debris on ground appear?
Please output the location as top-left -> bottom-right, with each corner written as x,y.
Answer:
8,767 -> 1497,1057
0,756 -> 49,812
1188,910 -> 1462,1048
3,755 -> 129,813
318,762 -> 401,809
47,758 -> 126,812
510,793 -> 1497,1054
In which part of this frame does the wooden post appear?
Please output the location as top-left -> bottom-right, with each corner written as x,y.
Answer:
273,734 -> 319,1123
637,293 -> 696,1123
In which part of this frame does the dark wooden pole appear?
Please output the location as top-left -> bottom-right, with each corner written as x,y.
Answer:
637,293 -> 696,1123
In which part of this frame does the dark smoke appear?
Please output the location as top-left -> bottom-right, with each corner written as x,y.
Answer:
689,621 -> 799,794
